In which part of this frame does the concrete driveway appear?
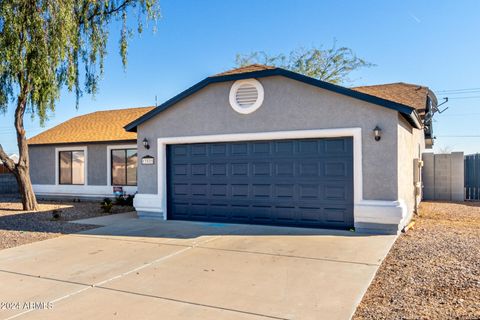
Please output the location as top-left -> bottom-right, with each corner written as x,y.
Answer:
0,215 -> 396,320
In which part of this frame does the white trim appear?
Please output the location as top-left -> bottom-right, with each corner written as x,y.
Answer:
355,200 -> 407,225
33,184 -> 137,198
134,194 -> 163,219
55,146 -> 88,186
135,128 -> 408,231
134,128 -> 364,220
229,79 -> 265,114
42,144 -> 140,198
106,144 -> 138,187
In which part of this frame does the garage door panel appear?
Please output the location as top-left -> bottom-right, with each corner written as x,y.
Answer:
324,183 -> 348,201
210,143 -> 227,155
231,143 -> 249,155
167,138 -> 354,229
324,207 -> 349,224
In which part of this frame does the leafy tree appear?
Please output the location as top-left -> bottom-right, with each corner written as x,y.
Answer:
0,1 -> 160,210
236,43 -> 374,84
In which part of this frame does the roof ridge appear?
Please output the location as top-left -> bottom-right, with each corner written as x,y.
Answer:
90,105 -> 155,114
213,64 -> 277,77
353,82 -> 427,89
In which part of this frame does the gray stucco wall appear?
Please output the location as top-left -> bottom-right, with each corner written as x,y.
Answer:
87,144 -> 108,186
29,142 -> 135,186
29,145 -> 56,184
136,75 -> 400,201
397,115 -> 425,220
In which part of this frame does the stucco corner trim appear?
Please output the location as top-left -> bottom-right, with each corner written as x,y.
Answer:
354,199 -> 408,229
133,194 -> 164,219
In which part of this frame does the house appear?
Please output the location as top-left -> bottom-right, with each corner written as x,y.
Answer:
28,65 -> 438,234
28,107 -> 154,197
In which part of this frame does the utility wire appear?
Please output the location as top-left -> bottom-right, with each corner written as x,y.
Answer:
437,135 -> 480,138
437,113 -> 480,117
447,96 -> 480,100
436,90 -> 480,95
436,87 -> 480,93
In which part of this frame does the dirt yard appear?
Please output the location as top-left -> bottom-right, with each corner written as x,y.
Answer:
0,200 -> 133,250
354,201 -> 480,320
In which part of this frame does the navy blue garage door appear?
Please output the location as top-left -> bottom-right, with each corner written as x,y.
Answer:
167,138 -> 354,229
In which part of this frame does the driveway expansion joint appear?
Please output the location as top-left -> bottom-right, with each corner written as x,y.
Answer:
70,234 -> 381,266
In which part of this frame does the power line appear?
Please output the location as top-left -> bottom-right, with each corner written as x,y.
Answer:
437,135 -> 480,138
436,90 -> 480,95
436,87 -> 480,93
437,113 -> 480,117
447,96 -> 480,100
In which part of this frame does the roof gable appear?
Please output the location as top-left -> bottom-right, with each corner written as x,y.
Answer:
125,66 -> 422,132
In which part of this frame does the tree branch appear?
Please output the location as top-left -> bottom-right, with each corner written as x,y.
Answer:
86,0 -> 133,22
0,144 -> 16,172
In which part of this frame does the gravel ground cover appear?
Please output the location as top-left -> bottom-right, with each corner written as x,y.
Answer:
354,201 -> 480,320
0,199 -> 133,250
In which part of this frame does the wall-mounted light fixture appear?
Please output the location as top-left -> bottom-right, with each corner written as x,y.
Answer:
373,126 -> 382,141
142,138 -> 150,150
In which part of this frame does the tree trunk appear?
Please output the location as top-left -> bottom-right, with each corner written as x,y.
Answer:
13,165 -> 38,211
15,84 -> 39,211
0,79 -> 40,211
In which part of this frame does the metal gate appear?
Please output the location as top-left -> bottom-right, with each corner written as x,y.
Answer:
465,154 -> 480,200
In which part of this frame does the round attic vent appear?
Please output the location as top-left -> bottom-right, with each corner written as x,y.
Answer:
229,79 -> 264,114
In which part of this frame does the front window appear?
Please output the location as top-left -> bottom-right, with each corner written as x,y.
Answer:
111,149 -> 137,186
59,151 -> 85,185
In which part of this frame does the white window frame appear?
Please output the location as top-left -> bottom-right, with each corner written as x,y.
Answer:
106,144 -> 138,187
55,146 -> 88,186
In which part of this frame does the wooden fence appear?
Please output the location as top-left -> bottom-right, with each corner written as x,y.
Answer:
465,154 -> 480,200
0,164 -> 10,174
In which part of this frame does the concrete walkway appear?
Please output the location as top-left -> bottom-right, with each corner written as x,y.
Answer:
0,217 -> 396,320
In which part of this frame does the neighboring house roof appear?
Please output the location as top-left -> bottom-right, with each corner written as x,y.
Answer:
352,83 -> 436,118
28,106 -> 154,145
0,154 -> 18,165
125,65 -> 423,132
8,154 -> 18,164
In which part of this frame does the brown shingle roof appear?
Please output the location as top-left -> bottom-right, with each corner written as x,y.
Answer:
28,106 -> 154,145
213,64 -> 276,77
352,83 -> 430,114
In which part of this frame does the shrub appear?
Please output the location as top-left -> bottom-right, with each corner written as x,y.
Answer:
115,194 -> 134,207
100,198 -> 113,213
51,210 -> 62,220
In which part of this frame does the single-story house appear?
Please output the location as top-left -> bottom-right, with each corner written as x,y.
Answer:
28,64 -> 437,234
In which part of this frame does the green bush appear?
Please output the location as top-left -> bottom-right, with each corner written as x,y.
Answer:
115,194 -> 134,206
100,198 -> 113,213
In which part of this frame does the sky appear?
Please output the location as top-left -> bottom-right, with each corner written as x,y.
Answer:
2,0 -> 480,155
